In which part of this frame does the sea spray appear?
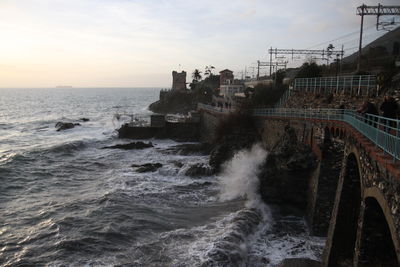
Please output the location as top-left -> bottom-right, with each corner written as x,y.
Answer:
219,143 -> 267,208
189,144 -> 274,266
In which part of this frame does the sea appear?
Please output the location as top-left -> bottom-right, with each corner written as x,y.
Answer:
0,87 -> 324,267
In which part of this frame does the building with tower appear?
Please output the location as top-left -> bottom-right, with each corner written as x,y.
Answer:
171,71 -> 187,91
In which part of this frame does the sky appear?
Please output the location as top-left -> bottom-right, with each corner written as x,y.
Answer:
0,0 -> 399,88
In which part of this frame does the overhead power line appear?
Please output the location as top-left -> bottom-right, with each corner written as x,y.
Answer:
356,3 -> 400,71
305,24 -> 376,49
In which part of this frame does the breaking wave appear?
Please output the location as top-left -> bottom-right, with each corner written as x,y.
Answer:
219,143 -> 268,208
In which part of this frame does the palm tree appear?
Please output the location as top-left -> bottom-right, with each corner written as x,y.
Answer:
192,69 -> 202,82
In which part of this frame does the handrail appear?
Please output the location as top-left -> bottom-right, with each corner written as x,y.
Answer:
273,87 -> 292,108
197,103 -> 400,160
252,108 -> 400,161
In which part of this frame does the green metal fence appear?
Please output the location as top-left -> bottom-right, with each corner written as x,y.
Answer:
252,108 -> 400,161
197,103 -> 399,161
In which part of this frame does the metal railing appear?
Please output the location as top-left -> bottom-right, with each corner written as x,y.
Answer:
252,108 -> 400,161
292,75 -> 377,96
273,87 -> 292,108
197,103 -> 399,161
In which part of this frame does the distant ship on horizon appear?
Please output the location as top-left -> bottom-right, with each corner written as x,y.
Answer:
56,85 -> 73,88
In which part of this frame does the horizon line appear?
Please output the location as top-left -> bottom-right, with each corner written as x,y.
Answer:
0,86 -> 170,89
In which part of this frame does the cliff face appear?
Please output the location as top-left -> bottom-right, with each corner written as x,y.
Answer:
209,129 -> 259,173
258,126 -> 317,211
206,112 -> 260,173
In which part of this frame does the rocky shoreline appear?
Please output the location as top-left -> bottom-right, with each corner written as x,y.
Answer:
117,96 -> 321,265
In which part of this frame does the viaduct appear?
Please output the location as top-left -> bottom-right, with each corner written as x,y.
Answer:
198,78 -> 400,266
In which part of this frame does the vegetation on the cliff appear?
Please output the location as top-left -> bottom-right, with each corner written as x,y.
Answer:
148,90 -> 196,114
149,68 -> 220,114
244,84 -> 288,107
296,62 -> 323,78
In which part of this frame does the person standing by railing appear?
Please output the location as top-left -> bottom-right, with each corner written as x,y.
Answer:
380,95 -> 398,132
357,100 -> 379,127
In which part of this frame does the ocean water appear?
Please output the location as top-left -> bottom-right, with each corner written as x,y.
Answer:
0,88 -> 324,267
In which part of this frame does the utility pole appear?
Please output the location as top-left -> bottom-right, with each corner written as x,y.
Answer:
269,47 -> 273,76
356,3 -> 400,71
257,61 -> 288,80
357,4 -> 365,72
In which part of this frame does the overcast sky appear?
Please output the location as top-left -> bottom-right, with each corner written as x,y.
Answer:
0,0 -> 399,87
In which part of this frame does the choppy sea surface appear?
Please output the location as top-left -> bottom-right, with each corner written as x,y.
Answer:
0,87 -> 324,267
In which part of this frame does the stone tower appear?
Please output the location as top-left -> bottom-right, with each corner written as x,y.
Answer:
172,71 -> 187,91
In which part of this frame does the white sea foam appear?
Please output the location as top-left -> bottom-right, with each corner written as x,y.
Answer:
219,143 -> 268,208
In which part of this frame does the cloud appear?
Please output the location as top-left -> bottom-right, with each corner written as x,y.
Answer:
0,0 -> 398,87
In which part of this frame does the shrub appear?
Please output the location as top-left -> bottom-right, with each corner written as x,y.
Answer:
250,84 -> 287,107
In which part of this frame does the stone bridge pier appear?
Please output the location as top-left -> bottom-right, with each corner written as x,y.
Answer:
323,140 -> 400,266
258,118 -> 400,266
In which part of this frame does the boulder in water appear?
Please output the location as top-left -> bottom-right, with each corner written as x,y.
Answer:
132,163 -> 163,173
55,122 -> 81,131
164,143 -> 213,156
102,141 -> 153,150
185,163 -> 213,177
79,118 -> 90,122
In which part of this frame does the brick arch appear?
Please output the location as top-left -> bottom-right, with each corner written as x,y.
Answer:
339,129 -> 344,139
324,126 -> 331,141
325,150 -> 363,267
358,188 -> 400,265
335,128 -> 340,138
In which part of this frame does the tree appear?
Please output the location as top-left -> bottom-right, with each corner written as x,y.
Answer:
326,44 -> 334,58
192,69 -> 202,82
204,65 -> 215,77
275,69 -> 286,84
250,84 -> 287,107
296,62 -> 322,78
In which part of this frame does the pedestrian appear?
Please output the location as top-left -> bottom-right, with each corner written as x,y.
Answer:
357,100 -> 379,127
380,95 -> 398,131
337,101 -> 346,118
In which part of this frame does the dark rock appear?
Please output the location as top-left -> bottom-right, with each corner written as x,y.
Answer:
102,141 -> 153,150
79,118 -> 90,122
209,130 -> 259,173
185,163 -> 214,177
55,122 -> 81,131
170,161 -> 184,168
258,126 -> 317,211
131,163 -> 163,173
164,143 -> 213,155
